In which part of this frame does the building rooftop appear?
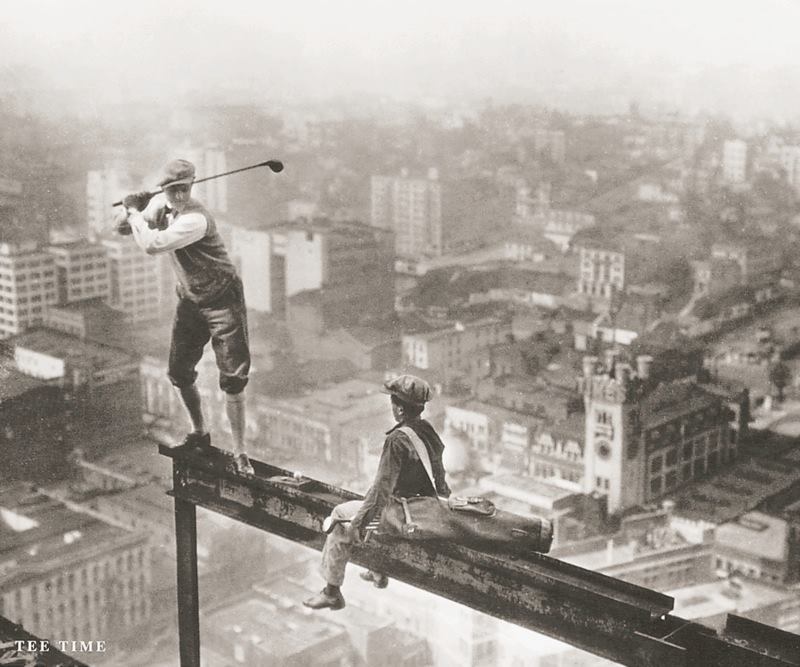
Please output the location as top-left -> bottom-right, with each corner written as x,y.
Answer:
452,398 -> 543,428
715,512 -> 789,562
668,577 -> 793,624
11,327 -> 139,371
46,297 -> 118,317
402,315 -> 505,340
559,529 -> 691,572
254,573 -> 392,632
47,240 -> 107,253
0,485 -> 142,589
478,474 -> 579,512
262,378 -> 390,426
544,412 -> 586,442
668,454 -> 800,524
640,380 -> 720,430
501,269 -> 574,295
0,365 -> 48,400
204,594 -> 345,659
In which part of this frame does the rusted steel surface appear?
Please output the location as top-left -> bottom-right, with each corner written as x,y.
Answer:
162,444 -> 800,667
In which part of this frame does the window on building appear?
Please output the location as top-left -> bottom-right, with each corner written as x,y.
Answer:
651,456 -> 662,473
595,410 -> 612,425
650,477 -> 662,496
666,449 -> 677,467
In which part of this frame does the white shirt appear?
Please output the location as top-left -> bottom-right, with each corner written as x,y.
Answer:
126,194 -> 207,255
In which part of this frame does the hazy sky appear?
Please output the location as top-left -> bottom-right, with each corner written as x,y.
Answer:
3,0 -> 800,112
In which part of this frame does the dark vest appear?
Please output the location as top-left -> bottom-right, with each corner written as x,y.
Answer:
391,419 -> 449,499
169,199 -> 237,305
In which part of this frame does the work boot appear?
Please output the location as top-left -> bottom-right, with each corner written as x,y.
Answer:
359,570 -> 389,589
303,587 -> 345,611
232,452 -> 254,475
180,432 -> 211,451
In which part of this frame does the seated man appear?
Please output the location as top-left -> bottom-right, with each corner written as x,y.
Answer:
303,374 -> 450,610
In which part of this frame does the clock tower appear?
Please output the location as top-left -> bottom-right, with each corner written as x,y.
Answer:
581,352 -> 647,513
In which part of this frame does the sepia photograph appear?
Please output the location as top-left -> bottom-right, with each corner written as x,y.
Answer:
1,1 -> 800,665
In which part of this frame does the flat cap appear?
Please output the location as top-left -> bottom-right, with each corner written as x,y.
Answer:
381,374 -> 432,406
157,159 -> 196,188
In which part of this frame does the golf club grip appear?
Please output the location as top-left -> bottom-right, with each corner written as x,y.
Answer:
111,159 -> 283,207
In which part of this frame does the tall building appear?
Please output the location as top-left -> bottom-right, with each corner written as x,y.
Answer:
249,378 -> 392,483
0,241 -> 57,339
0,484 -> 151,647
0,177 -> 23,240
581,353 -> 736,514
228,218 -> 394,321
722,139 -> 748,184
371,169 -> 442,258
372,170 -> 513,259
576,242 -> 626,299
178,146 -> 227,214
101,238 -> 164,323
47,241 -> 110,305
10,328 -> 142,460
779,144 -> 800,193
229,226 -> 276,313
44,298 -> 123,342
0,367 -> 68,482
402,316 -> 512,389
86,168 -> 131,241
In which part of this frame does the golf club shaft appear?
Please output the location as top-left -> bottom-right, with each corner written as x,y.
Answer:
111,159 -> 283,207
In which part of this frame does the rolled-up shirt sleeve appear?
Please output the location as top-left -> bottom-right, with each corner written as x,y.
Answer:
127,205 -> 207,255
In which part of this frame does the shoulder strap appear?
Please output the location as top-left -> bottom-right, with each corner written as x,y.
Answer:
398,425 -> 437,494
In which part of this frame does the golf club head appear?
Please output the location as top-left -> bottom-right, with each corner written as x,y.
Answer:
266,160 -> 284,173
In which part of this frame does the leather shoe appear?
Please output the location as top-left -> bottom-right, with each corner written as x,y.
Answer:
180,432 -> 210,450
359,570 -> 388,589
303,589 -> 345,611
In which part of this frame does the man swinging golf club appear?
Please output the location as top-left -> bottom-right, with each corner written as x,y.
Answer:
115,158 -> 254,474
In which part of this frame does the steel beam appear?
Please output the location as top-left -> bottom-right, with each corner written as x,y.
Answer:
174,494 -> 200,667
161,444 -> 800,667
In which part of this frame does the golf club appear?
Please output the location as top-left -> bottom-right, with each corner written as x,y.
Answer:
111,159 -> 284,207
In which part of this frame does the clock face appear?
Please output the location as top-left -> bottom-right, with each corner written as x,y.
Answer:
596,440 -> 612,460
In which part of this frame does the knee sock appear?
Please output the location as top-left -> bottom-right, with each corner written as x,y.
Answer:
177,384 -> 206,434
225,391 -> 247,453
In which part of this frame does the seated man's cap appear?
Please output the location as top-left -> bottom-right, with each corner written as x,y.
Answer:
381,374 -> 432,407
157,159 -> 196,188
